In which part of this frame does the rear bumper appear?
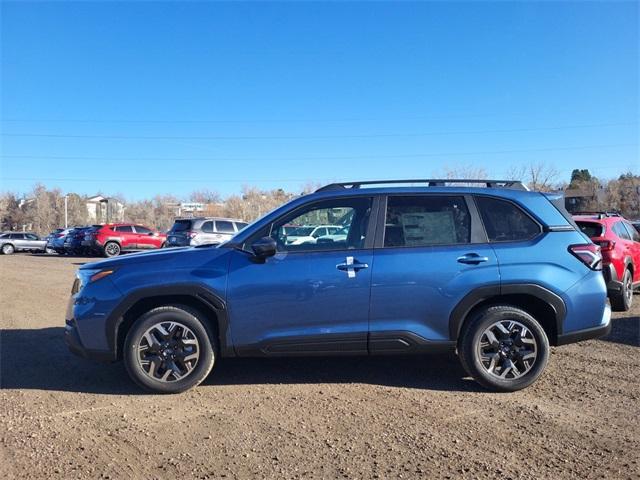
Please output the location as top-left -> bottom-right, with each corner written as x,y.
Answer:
602,263 -> 623,293
556,303 -> 612,345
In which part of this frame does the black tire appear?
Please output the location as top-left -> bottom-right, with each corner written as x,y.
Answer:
458,305 -> 550,392
1,244 -> 15,255
103,241 -> 121,257
610,268 -> 633,312
160,242 -> 166,249
123,305 -> 216,394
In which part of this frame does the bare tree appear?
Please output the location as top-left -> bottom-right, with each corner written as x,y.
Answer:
506,161 -> 560,191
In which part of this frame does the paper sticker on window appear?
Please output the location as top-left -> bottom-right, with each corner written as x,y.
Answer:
401,211 -> 457,246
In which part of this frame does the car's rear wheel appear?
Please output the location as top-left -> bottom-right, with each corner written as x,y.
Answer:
103,241 -> 121,257
1,244 -> 15,255
610,268 -> 633,312
123,305 -> 216,393
458,305 -> 549,392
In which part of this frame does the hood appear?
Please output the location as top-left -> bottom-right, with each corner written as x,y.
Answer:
80,244 -> 224,270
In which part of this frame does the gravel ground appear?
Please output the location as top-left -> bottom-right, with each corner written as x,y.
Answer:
1,253 -> 639,479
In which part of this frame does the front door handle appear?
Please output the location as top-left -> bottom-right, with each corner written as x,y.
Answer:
336,256 -> 369,277
457,253 -> 489,265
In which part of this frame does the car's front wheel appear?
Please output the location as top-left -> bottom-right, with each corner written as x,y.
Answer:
458,305 -> 549,392
123,305 -> 216,393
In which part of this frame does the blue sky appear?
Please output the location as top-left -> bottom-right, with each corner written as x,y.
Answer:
1,1 -> 638,200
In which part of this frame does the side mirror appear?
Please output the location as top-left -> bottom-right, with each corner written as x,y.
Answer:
251,236 -> 277,259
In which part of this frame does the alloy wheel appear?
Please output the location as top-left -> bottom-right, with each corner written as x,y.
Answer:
137,321 -> 200,382
625,272 -> 633,304
477,320 -> 538,379
105,243 -> 120,256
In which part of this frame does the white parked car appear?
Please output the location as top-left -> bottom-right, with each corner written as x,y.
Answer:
316,226 -> 350,244
285,225 -> 343,245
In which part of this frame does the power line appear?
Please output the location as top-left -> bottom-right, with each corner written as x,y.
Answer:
0,112 -> 519,125
1,122 -> 636,141
1,143 -> 636,163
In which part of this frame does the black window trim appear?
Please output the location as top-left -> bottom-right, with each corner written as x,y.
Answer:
243,195 -> 380,254
472,194 -> 544,244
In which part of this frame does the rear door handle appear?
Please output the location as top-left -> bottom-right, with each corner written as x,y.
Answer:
457,253 -> 489,265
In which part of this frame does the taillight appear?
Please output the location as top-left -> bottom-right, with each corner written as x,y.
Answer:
593,239 -> 615,252
188,231 -> 198,238
569,244 -> 602,270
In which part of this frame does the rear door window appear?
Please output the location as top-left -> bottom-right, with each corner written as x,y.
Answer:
384,196 -> 470,247
114,226 -> 134,233
10,233 -> 24,239
576,221 -> 604,238
215,221 -> 235,234
475,197 -> 541,242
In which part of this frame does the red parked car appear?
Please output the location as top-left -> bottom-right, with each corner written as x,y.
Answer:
84,223 -> 167,258
573,212 -> 640,311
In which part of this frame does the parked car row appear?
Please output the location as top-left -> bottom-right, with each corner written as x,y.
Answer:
1,217 -> 248,258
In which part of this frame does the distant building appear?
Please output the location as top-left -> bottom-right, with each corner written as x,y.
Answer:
564,188 -> 607,213
86,195 -> 125,223
166,202 -> 223,217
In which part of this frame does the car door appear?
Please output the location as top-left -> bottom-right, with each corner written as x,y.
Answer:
25,233 -> 45,250
226,196 -> 376,355
618,221 -> 640,283
199,220 -> 217,245
133,225 -> 155,249
214,220 -> 236,243
622,221 -> 640,283
115,225 -> 137,249
11,233 -> 27,250
368,194 -> 499,351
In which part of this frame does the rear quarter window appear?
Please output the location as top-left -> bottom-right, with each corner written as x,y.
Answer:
476,196 -> 541,242
576,221 -> 604,238
215,221 -> 235,233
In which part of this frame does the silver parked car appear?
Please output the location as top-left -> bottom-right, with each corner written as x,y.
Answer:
166,217 -> 248,247
0,232 -> 47,255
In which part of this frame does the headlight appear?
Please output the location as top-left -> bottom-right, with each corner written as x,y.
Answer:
72,268 -> 115,294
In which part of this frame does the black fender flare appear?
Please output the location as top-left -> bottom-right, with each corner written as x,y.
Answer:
105,283 -> 230,359
448,283 -> 567,341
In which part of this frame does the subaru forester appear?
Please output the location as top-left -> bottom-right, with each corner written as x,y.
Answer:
65,180 -> 611,393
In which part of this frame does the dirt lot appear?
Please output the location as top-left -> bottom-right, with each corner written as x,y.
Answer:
1,254 -> 639,479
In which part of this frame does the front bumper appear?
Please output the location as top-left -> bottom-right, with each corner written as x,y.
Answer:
556,303 -> 612,345
64,319 -> 115,362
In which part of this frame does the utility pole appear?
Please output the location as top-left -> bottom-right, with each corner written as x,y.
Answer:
64,195 -> 68,228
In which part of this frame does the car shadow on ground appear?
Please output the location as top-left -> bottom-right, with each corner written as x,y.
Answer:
0,327 -> 478,395
600,314 -> 639,347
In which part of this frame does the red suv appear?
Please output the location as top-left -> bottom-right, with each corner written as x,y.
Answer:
574,212 -> 640,311
85,223 -> 167,258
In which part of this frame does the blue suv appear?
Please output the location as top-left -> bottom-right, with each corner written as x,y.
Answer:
65,180 -> 611,393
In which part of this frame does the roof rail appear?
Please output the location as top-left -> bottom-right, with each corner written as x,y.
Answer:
316,179 -> 528,192
572,211 -> 621,219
